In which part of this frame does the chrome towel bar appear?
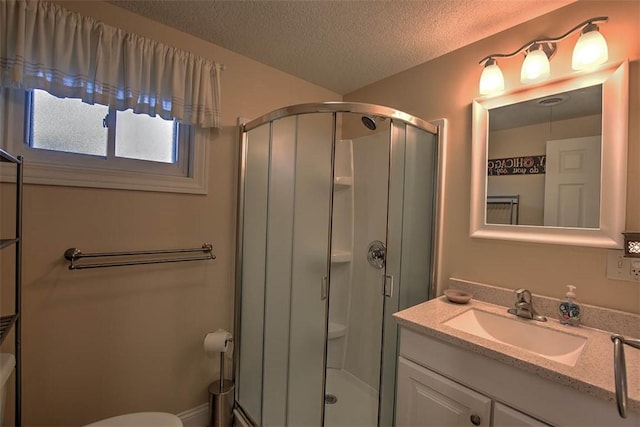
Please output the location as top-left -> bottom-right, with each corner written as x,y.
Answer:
611,334 -> 640,418
64,243 -> 215,270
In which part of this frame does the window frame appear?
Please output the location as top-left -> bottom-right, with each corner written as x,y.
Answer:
0,88 -> 208,194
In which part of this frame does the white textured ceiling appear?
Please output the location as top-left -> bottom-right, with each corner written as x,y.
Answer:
109,0 -> 575,94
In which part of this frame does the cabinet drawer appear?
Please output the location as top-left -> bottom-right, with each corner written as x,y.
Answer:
494,402 -> 551,427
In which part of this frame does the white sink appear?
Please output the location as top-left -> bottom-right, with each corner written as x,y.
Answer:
443,309 -> 587,366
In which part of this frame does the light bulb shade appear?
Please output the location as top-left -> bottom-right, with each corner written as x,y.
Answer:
520,49 -> 550,84
479,62 -> 504,95
572,27 -> 608,70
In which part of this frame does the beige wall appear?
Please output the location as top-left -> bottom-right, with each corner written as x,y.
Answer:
345,0 -> 640,314
0,2 -> 339,426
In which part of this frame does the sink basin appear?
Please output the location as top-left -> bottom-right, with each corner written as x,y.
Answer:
443,309 -> 587,366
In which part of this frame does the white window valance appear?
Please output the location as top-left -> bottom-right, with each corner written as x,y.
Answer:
0,0 -> 222,128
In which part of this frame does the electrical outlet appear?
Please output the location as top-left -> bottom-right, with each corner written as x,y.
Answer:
606,250 -> 640,282
631,260 -> 640,280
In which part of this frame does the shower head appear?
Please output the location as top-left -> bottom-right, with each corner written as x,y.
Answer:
361,115 -> 387,131
361,115 -> 377,130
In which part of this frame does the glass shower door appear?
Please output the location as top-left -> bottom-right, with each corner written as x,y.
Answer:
324,113 -> 390,427
324,116 -> 438,427
236,113 -> 334,426
380,121 -> 438,426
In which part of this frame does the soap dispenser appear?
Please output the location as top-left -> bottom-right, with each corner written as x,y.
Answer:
559,285 -> 581,326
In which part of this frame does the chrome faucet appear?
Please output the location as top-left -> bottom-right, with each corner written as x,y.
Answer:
507,289 -> 547,322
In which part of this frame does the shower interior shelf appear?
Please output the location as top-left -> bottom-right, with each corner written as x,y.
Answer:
334,176 -> 353,188
0,239 -> 18,249
0,315 -> 18,345
331,251 -> 352,263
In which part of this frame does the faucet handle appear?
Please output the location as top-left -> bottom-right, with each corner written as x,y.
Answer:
514,288 -> 532,303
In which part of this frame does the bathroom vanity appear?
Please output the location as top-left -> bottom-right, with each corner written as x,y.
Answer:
393,280 -> 640,427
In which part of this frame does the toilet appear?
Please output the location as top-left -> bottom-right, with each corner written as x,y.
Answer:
0,353 -> 16,426
1,352 -> 180,427
85,411 -> 183,427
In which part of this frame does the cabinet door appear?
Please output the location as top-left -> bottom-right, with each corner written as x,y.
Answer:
494,402 -> 552,427
396,357 -> 491,427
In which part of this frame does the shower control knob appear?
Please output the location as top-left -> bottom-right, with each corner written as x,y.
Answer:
470,414 -> 481,426
367,240 -> 386,269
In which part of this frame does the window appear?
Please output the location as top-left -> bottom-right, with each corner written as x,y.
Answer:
29,90 -> 178,163
1,89 -> 208,193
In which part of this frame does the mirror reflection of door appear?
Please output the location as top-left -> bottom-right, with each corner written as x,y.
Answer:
486,84 -> 602,227
543,136 -> 601,228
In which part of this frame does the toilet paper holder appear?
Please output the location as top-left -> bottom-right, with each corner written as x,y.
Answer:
217,337 -> 233,393
203,330 -> 233,394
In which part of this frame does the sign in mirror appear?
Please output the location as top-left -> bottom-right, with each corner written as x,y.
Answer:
486,85 -> 602,227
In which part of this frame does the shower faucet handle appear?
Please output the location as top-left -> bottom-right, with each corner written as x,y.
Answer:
367,240 -> 386,269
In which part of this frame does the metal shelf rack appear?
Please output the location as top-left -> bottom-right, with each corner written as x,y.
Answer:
0,147 -> 23,426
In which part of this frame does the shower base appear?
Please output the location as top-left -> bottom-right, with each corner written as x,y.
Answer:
324,368 -> 377,427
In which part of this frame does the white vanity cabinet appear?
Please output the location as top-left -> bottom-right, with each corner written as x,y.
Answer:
397,356 -> 491,426
397,327 -> 639,427
397,356 -> 548,427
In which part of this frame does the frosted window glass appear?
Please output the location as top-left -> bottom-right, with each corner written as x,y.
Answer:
115,110 -> 176,163
31,90 -> 108,156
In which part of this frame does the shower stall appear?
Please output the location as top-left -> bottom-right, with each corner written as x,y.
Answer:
234,102 -> 439,426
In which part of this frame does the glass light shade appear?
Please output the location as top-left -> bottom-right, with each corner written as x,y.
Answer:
572,28 -> 608,70
479,62 -> 504,95
520,49 -> 550,84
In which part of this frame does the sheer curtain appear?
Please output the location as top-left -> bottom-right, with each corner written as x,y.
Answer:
0,0 -> 222,128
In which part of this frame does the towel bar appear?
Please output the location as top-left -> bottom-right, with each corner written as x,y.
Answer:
64,243 -> 215,270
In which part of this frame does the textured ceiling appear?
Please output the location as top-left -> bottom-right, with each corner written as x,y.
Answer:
109,0 -> 575,94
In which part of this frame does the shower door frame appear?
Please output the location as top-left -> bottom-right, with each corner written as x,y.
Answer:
233,102 -> 440,427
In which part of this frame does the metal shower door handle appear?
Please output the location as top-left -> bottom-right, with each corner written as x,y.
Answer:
384,274 -> 394,298
321,276 -> 328,300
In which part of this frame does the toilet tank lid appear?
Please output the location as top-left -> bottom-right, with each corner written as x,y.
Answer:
0,353 -> 16,387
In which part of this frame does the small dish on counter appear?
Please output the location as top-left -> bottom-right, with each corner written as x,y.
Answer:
443,289 -> 472,304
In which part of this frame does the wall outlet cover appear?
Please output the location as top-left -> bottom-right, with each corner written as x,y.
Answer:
631,260 -> 640,279
607,250 -> 640,282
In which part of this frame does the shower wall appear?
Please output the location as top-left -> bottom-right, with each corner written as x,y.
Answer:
327,138 -> 354,369
343,132 -> 389,389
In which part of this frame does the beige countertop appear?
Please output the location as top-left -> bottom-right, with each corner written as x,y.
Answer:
393,295 -> 640,414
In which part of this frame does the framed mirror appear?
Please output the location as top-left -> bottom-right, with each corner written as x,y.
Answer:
471,61 -> 628,248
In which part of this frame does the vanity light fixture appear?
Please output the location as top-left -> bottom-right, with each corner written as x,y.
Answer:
479,58 -> 505,95
478,16 -> 608,95
622,232 -> 640,258
572,22 -> 609,71
520,43 -> 552,83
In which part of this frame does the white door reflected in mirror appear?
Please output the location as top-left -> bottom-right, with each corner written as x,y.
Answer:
544,136 -> 601,228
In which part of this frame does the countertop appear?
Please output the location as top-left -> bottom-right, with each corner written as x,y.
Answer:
393,295 -> 640,414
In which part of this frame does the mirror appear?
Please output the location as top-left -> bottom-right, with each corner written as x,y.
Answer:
471,61 -> 628,248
